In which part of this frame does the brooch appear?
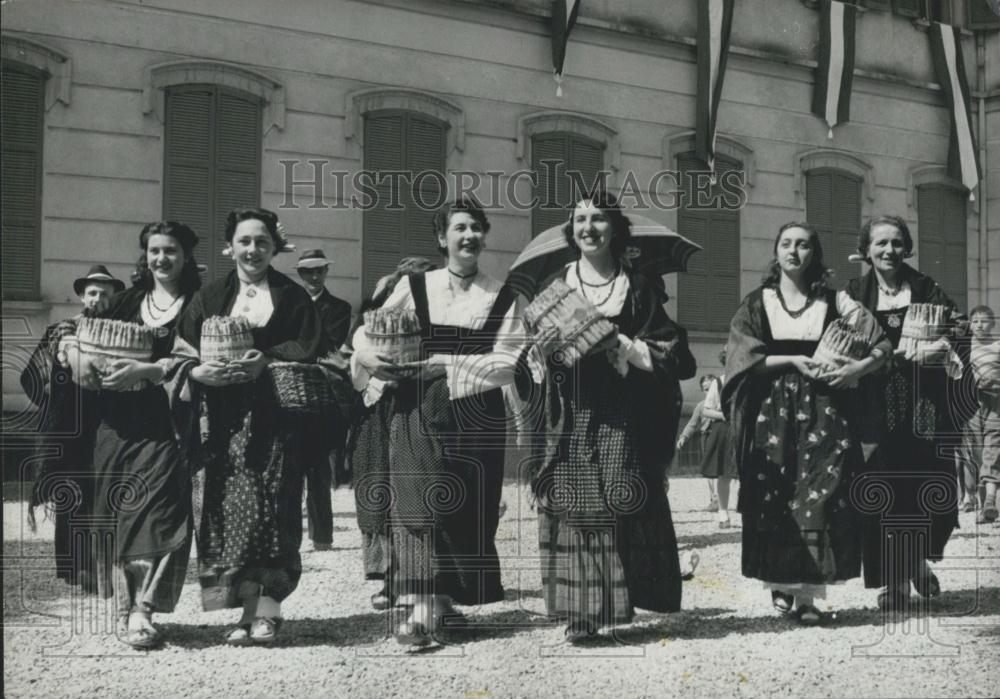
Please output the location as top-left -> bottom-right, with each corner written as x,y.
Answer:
887,314 -> 902,328
155,327 -> 170,338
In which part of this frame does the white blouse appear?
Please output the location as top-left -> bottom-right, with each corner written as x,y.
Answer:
352,268 -> 528,402
762,288 -> 863,341
230,277 -> 274,328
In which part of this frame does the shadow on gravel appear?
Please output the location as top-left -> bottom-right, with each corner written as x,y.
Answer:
676,531 -> 743,548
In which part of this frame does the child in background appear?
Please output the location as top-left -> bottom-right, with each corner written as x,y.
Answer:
677,374 -> 718,511
963,305 -> 1000,524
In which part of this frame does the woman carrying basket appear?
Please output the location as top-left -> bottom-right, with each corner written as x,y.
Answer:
530,193 -> 695,642
844,216 -> 964,611
174,208 -> 323,645
723,222 -> 889,624
69,222 -> 202,649
352,197 -> 525,646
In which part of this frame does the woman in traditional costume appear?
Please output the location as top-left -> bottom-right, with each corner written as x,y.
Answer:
532,193 -> 695,642
174,208 -> 323,645
352,197 -> 522,646
77,221 -> 201,648
347,256 -> 436,611
844,215 -> 963,610
723,222 -> 889,624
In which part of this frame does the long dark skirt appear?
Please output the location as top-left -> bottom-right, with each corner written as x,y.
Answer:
387,377 -> 505,605
91,387 -> 191,613
538,361 -> 682,627
350,396 -> 394,579
861,365 -> 959,588
195,379 -> 306,609
700,420 -> 736,478
739,373 -> 863,585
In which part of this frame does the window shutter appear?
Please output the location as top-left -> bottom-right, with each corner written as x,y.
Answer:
362,111 -> 447,294
214,89 -> 261,279
163,85 -> 261,281
531,134 -> 571,237
1,61 -> 45,300
807,169 -> 861,290
677,152 -> 741,332
859,0 -> 891,10
892,0 -> 925,18
967,0 -> 1000,29
917,184 -> 967,312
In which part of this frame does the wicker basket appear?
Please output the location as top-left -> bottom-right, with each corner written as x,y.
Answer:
268,361 -> 337,415
363,308 -> 422,364
69,318 -> 156,390
811,318 -> 870,372
899,303 -> 949,361
524,278 -> 617,367
201,316 -> 255,363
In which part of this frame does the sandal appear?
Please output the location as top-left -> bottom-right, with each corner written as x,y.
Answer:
912,570 -> 941,599
771,590 -> 794,616
794,604 -> 822,626
976,504 -> 998,524
224,624 -> 252,646
125,625 -> 163,650
250,616 -> 283,644
680,551 -> 700,581
564,622 -> 599,644
395,619 -> 432,647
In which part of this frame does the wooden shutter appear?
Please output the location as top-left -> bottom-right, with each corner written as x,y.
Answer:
163,84 -> 261,281
892,0 -> 925,18
1,60 -> 45,300
676,152 -> 741,333
917,184 -> 967,312
361,111 -> 447,294
806,169 -> 862,290
968,0 -> 1000,29
859,0 -> 891,10
531,132 -> 605,238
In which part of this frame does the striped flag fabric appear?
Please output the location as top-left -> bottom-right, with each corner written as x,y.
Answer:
551,0 -> 582,97
928,22 -> 981,199
695,0 -> 735,171
812,0 -> 856,139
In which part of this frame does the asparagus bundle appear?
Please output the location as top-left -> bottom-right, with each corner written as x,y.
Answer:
67,318 -> 157,389
524,278 -> 617,367
201,316 -> 255,363
899,303 -> 949,361
812,318 -> 870,372
363,308 -> 422,364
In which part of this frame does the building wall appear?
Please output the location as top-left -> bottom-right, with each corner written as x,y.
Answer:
2,0 -> 998,413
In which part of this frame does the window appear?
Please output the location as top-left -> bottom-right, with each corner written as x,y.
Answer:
917,183 -> 967,312
361,110 -> 447,295
806,169 -> 863,290
531,132 -> 605,237
1,60 -> 45,300
676,152 -> 741,333
162,84 -> 262,281
968,0 -> 1000,29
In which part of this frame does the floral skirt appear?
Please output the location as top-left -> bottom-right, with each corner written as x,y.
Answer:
740,372 -> 862,585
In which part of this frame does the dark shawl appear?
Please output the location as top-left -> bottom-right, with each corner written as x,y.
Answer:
722,287 -> 890,480
176,267 -> 322,362
523,266 -> 696,484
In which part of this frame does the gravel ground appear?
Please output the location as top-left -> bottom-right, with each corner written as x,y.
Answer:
4,477 -> 999,698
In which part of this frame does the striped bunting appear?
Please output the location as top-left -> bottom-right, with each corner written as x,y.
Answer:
929,22 -> 981,200
695,0 -> 735,172
551,0 -> 582,97
812,0 -> 856,139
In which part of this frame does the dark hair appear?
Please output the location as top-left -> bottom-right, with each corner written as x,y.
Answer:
561,190 -> 633,261
132,221 -> 201,294
432,196 -> 491,256
718,347 -> 727,366
969,305 -> 996,321
699,373 -> 718,388
224,207 -> 291,253
857,215 -> 913,263
761,221 -> 831,298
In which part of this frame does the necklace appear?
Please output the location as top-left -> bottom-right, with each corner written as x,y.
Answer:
448,267 -> 478,280
148,290 -> 180,313
877,282 -> 903,297
576,262 -> 618,307
774,286 -> 814,319
240,277 -> 266,298
145,293 -> 180,323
